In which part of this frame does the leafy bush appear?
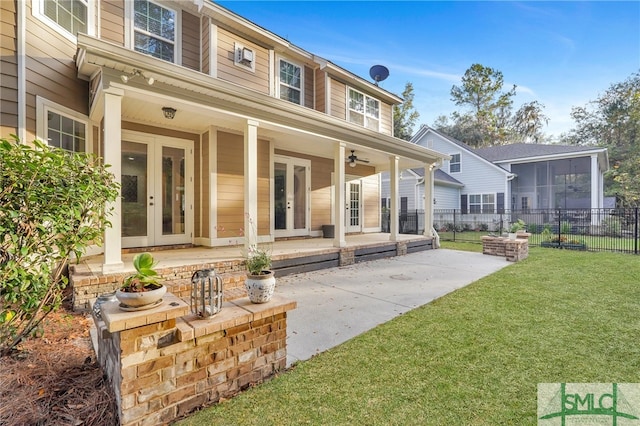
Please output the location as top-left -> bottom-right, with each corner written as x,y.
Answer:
560,221 -> 573,234
0,137 -> 118,355
602,217 -> 622,237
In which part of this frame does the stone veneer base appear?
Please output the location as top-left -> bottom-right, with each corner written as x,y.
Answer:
94,293 -> 296,425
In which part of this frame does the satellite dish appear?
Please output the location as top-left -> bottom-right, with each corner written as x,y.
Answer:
369,65 -> 389,85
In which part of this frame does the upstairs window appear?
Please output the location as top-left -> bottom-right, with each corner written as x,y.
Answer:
133,0 -> 176,62
348,88 -> 379,131
279,59 -> 302,104
34,0 -> 94,42
449,153 -> 461,173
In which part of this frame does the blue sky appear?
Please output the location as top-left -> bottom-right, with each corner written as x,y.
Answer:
217,1 -> 640,140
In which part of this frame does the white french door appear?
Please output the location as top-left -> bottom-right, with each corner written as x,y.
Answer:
274,155 -> 310,237
346,180 -> 362,233
121,132 -> 193,248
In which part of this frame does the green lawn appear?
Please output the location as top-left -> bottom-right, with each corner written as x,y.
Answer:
178,248 -> 640,425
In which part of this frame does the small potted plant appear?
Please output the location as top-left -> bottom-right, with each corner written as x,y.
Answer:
243,244 -> 275,304
508,219 -> 526,240
115,252 -> 166,309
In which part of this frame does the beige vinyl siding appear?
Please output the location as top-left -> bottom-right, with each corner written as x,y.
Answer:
100,0 -> 124,45
328,77 -> 346,120
25,4 -> 88,138
362,175 -> 380,228
182,11 -> 199,71
303,66 -> 314,109
201,17 -> 210,75
379,102 -> 393,136
1,1 -> 18,135
314,68 -> 326,113
216,131 -> 270,238
216,28 -> 269,94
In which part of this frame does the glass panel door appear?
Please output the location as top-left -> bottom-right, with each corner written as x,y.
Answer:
274,156 -> 309,237
346,181 -> 361,232
122,142 -> 148,240
122,134 -> 192,248
274,162 -> 287,230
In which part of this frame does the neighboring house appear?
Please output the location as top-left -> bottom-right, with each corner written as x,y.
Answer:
382,125 -> 609,223
1,1 -> 447,271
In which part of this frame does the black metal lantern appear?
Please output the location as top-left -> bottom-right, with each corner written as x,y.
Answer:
190,269 -> 223,318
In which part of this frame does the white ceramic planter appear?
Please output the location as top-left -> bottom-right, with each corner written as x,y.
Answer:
245,271 -> 276,303
115,285 -> 166,309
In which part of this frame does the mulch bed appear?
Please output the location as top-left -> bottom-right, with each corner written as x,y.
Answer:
0,305 -> 118,426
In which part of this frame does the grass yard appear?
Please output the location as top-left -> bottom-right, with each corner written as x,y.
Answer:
178,248 -> 640,425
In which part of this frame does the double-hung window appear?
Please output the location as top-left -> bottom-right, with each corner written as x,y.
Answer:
469,194 -> 495,214
37,97 -> 89,153
348,88 -> 379,131
132,0 -> 177,62
34,0 -> 94,42
279,59 -> 302,105
449,153 -> 461,173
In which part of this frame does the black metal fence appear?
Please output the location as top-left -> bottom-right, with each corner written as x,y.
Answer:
381,209 -> 425,235
433,208 -> 640,254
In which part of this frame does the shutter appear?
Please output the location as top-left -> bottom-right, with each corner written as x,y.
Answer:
461,194 -> 468,214
497,192 -> 505,214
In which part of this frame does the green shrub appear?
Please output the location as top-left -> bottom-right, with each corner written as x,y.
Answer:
0,137 -> 118,355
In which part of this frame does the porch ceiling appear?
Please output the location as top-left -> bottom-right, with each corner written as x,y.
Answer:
78,35 -> 448,172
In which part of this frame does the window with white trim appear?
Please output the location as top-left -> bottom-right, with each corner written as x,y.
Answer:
449,153 -> 461,173
469,194 -> 495,214
33,0 -> 94,42
279,59 -> 302,105
348,88 -> 379,131
37,97 -> 89,153
133,0 -> 176,62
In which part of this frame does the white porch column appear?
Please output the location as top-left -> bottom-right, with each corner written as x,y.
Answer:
591,154 -> 600,209
333,143 -> 346,247
102,88 -> 125,273
244,120 -> 259,249
389,156 -> 399,242
423,163 -> 434,237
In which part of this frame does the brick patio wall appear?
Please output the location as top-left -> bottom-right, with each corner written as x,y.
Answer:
94,294 -> 296,426
482,235 -> 529,262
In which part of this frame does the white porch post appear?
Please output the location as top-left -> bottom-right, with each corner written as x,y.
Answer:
423,163 -> 434,237
389,156 -> 399,242
333,143 -> 346,247
591,154 -> 600,209
244,120 -> 259,249
102,88 -> 125,273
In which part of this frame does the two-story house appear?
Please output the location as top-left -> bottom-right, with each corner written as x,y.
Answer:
1,1 -> 447,272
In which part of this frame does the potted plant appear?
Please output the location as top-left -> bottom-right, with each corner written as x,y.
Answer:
115,252 -> 166,309
508,219 -> 526,240
243,244 -> 275,304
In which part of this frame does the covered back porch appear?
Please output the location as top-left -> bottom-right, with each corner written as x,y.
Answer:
70,233 -> 435,311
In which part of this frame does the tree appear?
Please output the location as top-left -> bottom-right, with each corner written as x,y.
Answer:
560,71 -> 640,205
0,137 -> 119,355
512,101 -> 549,143
449,63 -> 516,147
393,82 -> 420,141
433,63 -> 549,147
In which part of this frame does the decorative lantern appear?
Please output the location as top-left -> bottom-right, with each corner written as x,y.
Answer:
190,269 -> 223,318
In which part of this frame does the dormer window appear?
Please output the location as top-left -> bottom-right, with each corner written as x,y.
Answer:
132,0 -> 177,62
348,88 -> 379,131
278,59 -> 302,104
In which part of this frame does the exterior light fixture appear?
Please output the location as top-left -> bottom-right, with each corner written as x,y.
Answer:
162,107 -> 177,119
120,69 -> 154,85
